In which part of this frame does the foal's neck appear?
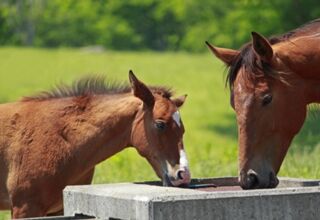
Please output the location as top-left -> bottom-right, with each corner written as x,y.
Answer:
71,94 -> 141,170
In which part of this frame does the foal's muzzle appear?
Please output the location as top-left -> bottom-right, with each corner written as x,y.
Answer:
163,168 -> 191,187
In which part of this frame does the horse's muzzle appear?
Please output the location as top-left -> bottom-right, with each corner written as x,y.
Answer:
240,169 -> 279,189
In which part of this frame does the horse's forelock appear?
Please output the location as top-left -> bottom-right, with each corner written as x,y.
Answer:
226,43 -> 289,91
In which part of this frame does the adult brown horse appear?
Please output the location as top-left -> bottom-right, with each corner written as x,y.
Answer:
206,19 -> 320,189
0,71 -> 191,218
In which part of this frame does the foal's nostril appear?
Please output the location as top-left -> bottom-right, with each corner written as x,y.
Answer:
177,170 -> 184,180
172,169 -> 191,186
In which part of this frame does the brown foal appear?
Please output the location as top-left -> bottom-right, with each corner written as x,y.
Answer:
0,71 -> 191,218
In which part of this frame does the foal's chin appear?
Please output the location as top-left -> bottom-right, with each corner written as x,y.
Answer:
162,174 -> 173,186
162,173 -> 190,187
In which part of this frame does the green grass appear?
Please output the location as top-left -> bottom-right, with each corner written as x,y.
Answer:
0,47 -> 319,219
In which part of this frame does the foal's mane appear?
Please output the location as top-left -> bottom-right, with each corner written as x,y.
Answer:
22,75 -> 173,101
226,18 -> 320,89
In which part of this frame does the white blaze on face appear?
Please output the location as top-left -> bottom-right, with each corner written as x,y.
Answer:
236,83 -> 253,108
172,111 -> 181,127
179,149 -> 189,169
165,148 -> 191,186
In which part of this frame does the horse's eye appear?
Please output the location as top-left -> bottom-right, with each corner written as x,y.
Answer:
155,120 -> 166,130
262,94 -> 273,106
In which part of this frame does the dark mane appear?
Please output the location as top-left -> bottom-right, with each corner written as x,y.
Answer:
226,43 -> 276,90
22,75 -> 173,101
269,18 -> 320,44
226,18 -> 320,89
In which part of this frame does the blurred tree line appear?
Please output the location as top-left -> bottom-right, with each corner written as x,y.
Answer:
0,0 -> 319,52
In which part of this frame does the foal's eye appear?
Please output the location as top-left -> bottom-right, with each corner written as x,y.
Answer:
155,120 -> 166,130
262,94 -> 273,106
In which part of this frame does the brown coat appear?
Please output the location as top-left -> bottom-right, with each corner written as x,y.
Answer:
0,72 -> 191,218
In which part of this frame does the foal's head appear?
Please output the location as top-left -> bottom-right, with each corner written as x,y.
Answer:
129,71 -> 190,186
207,32 -> 310,189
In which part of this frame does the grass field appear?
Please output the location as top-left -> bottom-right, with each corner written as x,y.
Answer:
0,47 -> 319,219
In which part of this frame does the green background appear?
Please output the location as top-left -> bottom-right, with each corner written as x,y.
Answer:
1,0 -> 320,51
1,0 -> 320,219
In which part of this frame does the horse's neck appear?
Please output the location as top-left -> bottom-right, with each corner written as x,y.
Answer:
68,94 -> 140,169
274,36 -> 320,103
305,80 -> 320,104
276,35 -> 320,81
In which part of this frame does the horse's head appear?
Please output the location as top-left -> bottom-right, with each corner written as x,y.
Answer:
129,71 -> 190,187
207,32 -> 309,189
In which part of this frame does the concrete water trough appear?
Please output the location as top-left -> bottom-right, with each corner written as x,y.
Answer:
63,177 -> 320,220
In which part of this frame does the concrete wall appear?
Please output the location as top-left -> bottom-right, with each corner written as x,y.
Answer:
63,177 -> 320,220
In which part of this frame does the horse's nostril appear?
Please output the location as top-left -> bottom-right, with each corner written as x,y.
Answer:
244,173 -> 259,189
269,173 -> 279,188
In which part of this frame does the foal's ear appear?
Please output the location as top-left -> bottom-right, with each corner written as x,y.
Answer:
173,94 -> 187,108
129,70 -> 155,107
205,41 -> 239,66
251,32 -> 273,62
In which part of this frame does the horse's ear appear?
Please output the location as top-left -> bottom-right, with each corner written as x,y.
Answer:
251,32 -> 273,62
205,41 -> 239,66
173,94 -> 187,108
129,70 -> 155,107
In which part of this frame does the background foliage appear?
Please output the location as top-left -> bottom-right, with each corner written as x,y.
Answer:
0,1 -> 320,219
0,0 -> 320,51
